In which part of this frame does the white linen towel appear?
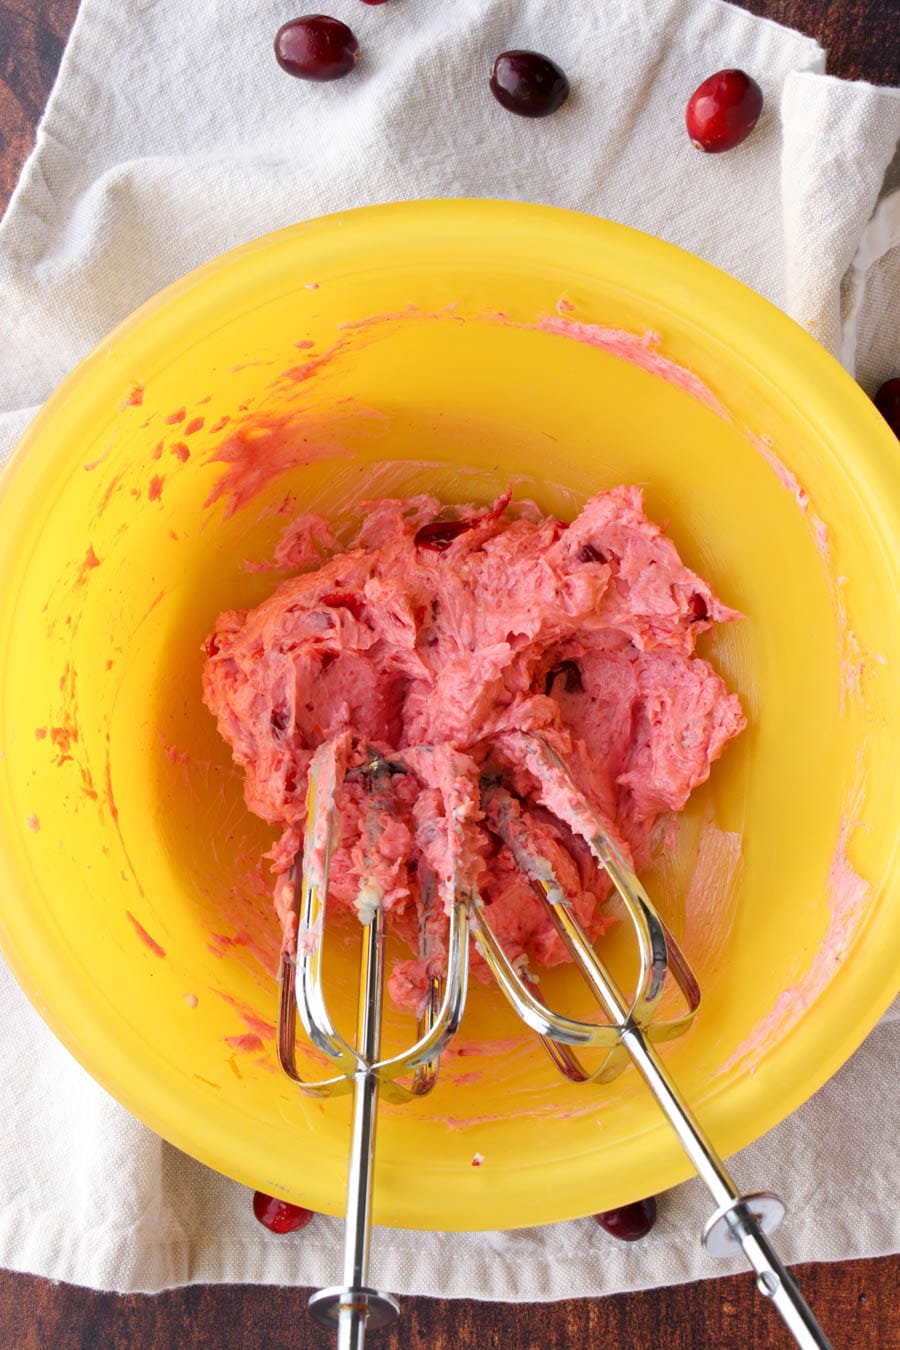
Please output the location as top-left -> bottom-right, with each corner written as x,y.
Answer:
0,0 -> 898,1299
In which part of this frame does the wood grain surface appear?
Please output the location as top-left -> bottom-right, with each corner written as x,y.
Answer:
0,2 -> 897,1347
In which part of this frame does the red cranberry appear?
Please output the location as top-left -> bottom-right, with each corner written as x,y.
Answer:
320,591 -> 365,619
253,1190 -> 314,1234
686,70 -> 763,153
594,1196 -> 657,1241
874,377 -> 900,438
274,15 -> 360,81
270,704 -> 291,735
414,519 -> 473,551
689,593 -> 709,621
489,50 -> 570,119
545,660 -> 584,695
578,543 -> 606,564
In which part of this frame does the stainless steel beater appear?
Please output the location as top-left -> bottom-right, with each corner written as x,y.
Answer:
277,733 -> 832,1350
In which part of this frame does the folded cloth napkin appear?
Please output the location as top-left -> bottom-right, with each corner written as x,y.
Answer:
1,0 -> 898,1300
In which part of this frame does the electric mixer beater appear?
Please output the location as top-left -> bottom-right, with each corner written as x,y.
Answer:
277,733 -> 832,1350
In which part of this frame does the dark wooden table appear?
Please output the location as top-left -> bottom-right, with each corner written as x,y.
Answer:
0,2 -> 897,1346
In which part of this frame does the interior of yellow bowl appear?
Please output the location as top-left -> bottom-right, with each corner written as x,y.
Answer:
1,201 -> 898,1229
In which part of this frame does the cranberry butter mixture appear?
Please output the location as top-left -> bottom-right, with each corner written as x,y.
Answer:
203,487 -> 745,1011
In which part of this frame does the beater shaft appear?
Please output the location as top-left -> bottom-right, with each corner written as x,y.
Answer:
307,905 -> 401,1346
622,1017 -> 831,1349
341,910 -> 383,1350
475,879 -> 830,1346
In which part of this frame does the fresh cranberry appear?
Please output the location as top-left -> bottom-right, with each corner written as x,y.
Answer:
270,704 -> 290,735
874,378 -> 900,438
414,519 -> 473,551
578,543 -> 606,564
252,1190 -> 314,1234
686,70 -> 763,153
489,50 -> 570,119
594,1196 -> 658,1241
545,660 -> 584,695
274,15 -> 360,81
320,591 -> 365,619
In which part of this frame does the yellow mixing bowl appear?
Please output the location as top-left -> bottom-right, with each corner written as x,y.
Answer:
1,201 -> 898,1228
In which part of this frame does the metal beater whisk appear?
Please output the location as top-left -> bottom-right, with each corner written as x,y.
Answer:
277,733 -> 832,1350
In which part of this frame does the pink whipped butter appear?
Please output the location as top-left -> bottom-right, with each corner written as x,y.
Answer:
202,486 -> 745,1010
